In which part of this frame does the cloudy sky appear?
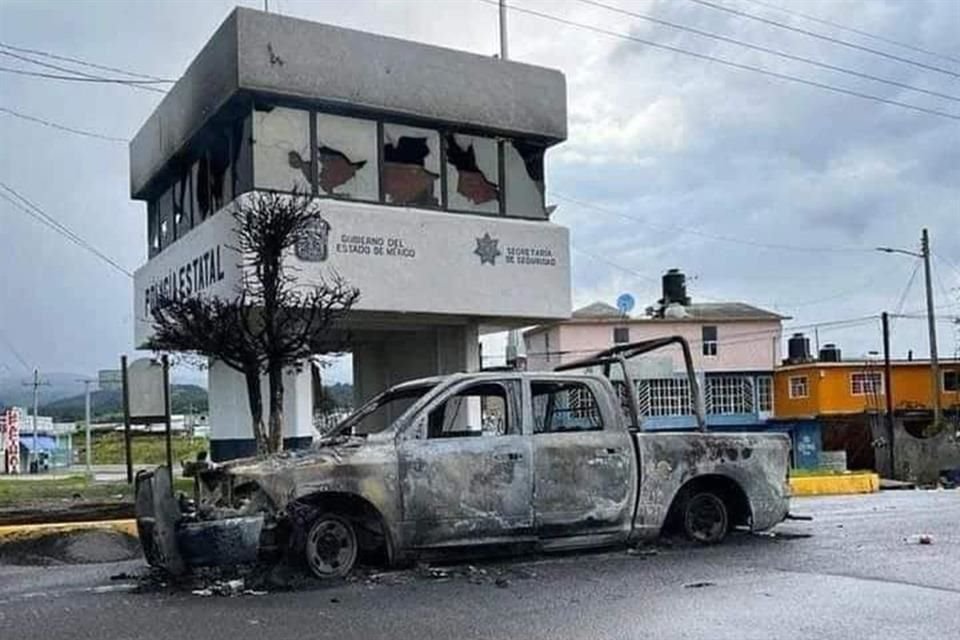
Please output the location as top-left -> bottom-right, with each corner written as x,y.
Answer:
1,0 -> 958,384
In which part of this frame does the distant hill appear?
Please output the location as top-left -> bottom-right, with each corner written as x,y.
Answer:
0,372 -> 89,408
39,385 -> 209,422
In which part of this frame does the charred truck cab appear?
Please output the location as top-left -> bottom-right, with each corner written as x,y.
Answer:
135,337 -> 791,578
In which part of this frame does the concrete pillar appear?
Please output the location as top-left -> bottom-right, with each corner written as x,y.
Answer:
207,360 -> 315,461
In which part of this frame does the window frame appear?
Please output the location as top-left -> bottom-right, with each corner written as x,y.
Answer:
530,379 -> 606,434
613,327 -> 630,344
943,369 -> 960,393
702,325 -> 718,357
422,380 -> 520,439
788,375 -> 809,399
756,375 -> 774,413
850,371 -> 884,396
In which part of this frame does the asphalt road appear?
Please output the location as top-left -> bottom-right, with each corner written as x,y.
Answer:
1,491 -> 958,639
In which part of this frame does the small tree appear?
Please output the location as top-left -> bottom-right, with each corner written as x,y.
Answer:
150,191 -> 359,454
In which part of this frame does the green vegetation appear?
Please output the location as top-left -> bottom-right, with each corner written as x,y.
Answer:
0,475 -> 193,506
40,384 -> 209,422
74,432 -> 209,466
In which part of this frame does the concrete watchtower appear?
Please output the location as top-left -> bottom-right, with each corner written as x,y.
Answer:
130,8 -> 570,460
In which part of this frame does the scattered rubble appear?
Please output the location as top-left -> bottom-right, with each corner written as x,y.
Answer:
683,581 -> 717,589
907,534 -> 934,545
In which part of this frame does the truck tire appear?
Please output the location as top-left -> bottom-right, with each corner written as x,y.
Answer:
682,491 -> 729,545
304,513 -> 359,578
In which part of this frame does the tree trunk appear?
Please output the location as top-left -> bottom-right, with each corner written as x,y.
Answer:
267,364 -> 285,453
244,370 -> 268,456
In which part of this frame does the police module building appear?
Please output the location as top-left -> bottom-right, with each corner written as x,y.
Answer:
130,8 -> 570,460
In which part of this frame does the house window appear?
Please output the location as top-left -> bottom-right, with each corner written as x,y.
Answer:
613,327 -> 630,344
315,113 -> 379,201
850,372 -> 883,395
789,376 -> 809,399
642,378 -> 693,417
702,325 -> 718,357
756,376 -> 773,412
531,381 -> 603,433
707,376 -> 754,415
445,133 -> 500,213
944,370 -> 959,392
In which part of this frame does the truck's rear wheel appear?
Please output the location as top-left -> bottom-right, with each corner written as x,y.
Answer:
304,513 -> 358,578
682,491 -> 729,544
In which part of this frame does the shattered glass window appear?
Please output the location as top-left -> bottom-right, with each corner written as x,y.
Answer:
253,106 -> 312,193
427,383 -> 515,438
315,113 -> 378,201
445,133 -> 500,213
504,140 -> 546,219
209,130 -> 231,212
382,123 -> 440,207
231,112 -> 254,199
147,201 -> 159,258
172,169 -> 191,239
156,187 -> 174,252
192,155 -> 211,223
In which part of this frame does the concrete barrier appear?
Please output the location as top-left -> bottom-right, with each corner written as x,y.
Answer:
789,473 -> 880,497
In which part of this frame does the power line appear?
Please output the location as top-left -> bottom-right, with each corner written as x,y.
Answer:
933,251 -> 960,279
0,49 -> 170,92
0,66 -> 168,93
0,182 -> 134,278
0,41 -> 174,81
481,1 -> 960,121
684,0 -> 960,80
0,106 -> 127,143
551,191 -> 875,254
574,0 -> 960,104
738,0 -> 960,66
0,328 -> 31,373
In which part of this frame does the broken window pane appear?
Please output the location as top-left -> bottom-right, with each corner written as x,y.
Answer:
253,105 -> 312,193
445,133 -> 500,213
172,169 -> 191,239
231,111 -> 253,199
504,140 -> 546,219
210,130 -> 231,212
157,187 -> 174,251
191,155 -> 211,223
315,113 -> 379,201
147,200 -> 159,258
382,123 -> 440,207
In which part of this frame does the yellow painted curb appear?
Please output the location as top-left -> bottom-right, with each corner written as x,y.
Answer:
0,519 -> 138,543
789,473 -> 880,496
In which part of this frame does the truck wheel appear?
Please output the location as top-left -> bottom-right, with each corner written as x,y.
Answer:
304,513 -> 358,578
682,491 -> 729,544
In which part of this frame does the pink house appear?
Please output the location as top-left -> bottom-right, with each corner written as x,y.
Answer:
523,271 -> 787,428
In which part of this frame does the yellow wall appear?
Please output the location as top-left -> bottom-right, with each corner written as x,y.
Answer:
774,362 -> 960,418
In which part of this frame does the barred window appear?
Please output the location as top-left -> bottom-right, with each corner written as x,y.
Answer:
756,376 -> 773,412
851,372 -> 883,395
789,376 -> 808,399
707,376 -> 754,415
643,378 -> 693,417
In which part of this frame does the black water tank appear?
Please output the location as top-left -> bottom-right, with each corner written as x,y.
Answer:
662,268 -> 690,306
819,343 -> 841,362
788,333 -> 811,362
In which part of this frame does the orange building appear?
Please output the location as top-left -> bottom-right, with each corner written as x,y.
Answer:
773,359 -> 960,480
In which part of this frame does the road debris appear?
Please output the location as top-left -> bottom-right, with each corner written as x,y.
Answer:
683,581 -> 717,589
907,534 -> 934,545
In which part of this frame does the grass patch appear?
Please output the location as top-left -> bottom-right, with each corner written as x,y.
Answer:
76,432 -> 209,466
0,475 -> 195,507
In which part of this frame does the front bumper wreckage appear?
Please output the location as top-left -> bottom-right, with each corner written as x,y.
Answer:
134,466 -> 266,575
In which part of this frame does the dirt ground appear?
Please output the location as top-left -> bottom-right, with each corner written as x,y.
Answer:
0,530 -> 142,566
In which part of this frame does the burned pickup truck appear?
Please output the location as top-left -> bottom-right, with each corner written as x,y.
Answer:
136,337 -> 790,578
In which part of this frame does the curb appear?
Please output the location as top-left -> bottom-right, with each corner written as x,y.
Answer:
789,473 -> 880,497
0,519 -> 138,543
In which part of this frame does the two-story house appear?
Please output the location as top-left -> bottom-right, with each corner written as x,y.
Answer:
524,269 -> 787,431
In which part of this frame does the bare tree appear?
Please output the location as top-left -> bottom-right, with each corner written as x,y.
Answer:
149,190 -> 359,455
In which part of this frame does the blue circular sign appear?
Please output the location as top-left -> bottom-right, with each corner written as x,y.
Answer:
616,293 -> 635,314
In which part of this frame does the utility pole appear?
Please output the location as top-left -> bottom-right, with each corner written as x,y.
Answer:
876,228 -> 941,426
499,0 -> 509,60
22,368 -> 48,473
881,312 -> 895,477
78,378 -> 96,479
921,228 -> 941,425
